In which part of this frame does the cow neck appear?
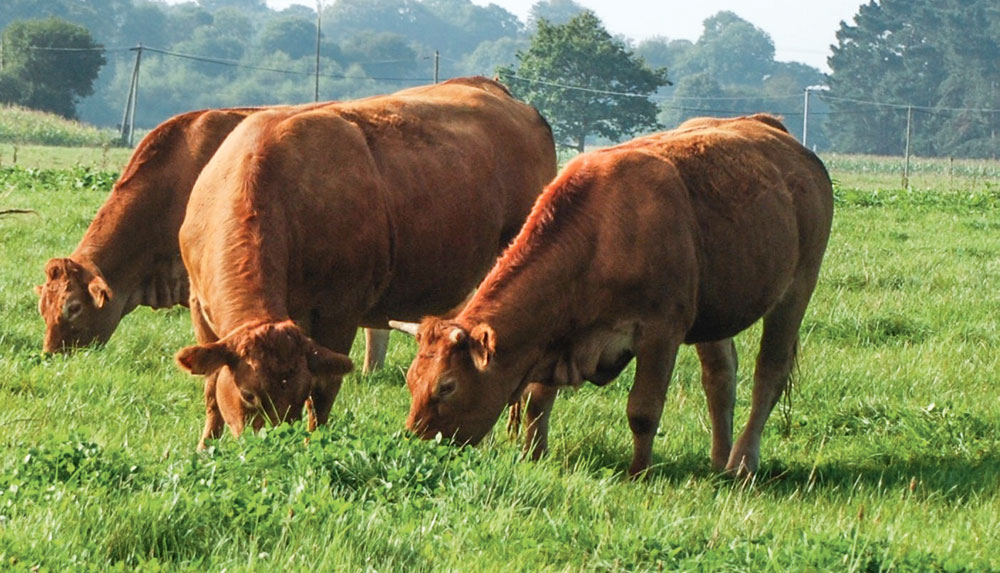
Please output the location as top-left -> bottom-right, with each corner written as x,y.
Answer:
72,138 -> 191,312
459,212 -> 595,387
205,196 -> 292,337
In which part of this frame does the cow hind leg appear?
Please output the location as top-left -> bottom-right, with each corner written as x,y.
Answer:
728,280 -> 814,477
627,331 -> 682,477
363,328 -> 390,373
696,338 -> 738,471
520,382 -> 559,460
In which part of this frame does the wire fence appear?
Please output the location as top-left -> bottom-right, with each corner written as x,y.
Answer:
20,43 -> 1000,185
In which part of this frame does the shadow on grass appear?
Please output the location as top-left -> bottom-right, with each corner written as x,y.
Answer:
751,453 -> 1000,500
557,437 -> 1000,499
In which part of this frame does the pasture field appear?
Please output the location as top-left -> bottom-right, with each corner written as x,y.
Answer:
1,156 -> 999,571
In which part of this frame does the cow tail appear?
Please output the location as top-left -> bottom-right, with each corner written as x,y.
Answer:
780,339 -> 799,437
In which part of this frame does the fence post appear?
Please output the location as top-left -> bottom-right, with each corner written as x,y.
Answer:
902,105 -> 912,189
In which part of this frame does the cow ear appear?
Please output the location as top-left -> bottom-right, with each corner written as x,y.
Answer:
468,323 -> 496,371
175,342 -> 237,375
88,276 -> 112,308
306,343 -> 354,376
44,258 -> 65,281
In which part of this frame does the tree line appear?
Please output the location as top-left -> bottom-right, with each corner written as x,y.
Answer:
0,0 -> 997,158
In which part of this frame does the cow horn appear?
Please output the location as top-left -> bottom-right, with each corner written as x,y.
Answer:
388,320 -> 420,336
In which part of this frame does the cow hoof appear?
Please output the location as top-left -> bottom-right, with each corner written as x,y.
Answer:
725,450 -> 759,479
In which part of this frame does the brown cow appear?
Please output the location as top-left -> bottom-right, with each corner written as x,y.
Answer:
174,77 -> 557,448
35,108 -> 256,352
33,107 -> 392,371
395,114 -> 833,477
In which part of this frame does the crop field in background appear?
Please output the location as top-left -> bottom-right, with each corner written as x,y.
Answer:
0,153 -> 998,570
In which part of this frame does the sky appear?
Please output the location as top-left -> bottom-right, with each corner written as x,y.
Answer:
256,0 -> 868,72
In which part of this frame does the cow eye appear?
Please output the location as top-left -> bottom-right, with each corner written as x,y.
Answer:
436,378 -> 457,399
240,390 -> 258,406
66,300 -> 83,318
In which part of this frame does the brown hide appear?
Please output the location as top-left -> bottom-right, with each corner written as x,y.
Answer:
403,114 -> 833,477
177,77 -> 557,446
36,107 -> 259,352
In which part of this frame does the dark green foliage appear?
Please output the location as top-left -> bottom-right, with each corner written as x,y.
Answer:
499,12 -> 669,151
827,0 -> 1000,157
0,18 -> 105,118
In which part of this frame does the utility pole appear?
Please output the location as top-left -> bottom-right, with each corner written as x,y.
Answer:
314,0 -> 322,102
120,44 -> 142,146
902,105 -> 913,189
801,85 -> 828,149
433,50 -> 439,84
802,87 -> 811,148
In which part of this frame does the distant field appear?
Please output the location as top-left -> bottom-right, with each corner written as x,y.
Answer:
6,138 -> 998,194
0,106 -> 122,148
0,152 -> 998,570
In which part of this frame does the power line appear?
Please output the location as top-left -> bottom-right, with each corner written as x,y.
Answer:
24,43 -> 1000,117
502,72 -> 802,102
817,93 -> 1000,114
26,45 -> 130,53
141,46 -> 432,83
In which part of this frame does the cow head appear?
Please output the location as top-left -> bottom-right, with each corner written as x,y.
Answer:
394,318 -> 511,445
35,258 -> 116,353
175,320 -> 353,434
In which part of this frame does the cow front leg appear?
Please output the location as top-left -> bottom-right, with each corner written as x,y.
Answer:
309,375 -> 345,427
363,328 -> 390,373
190,296 -> 224,450
521,382 -> 559,460
308,319 -> 357,428
627,334 -> 681,477
198,372 -> 224,450
506,400 -> 522,439
696,338 -> 738,470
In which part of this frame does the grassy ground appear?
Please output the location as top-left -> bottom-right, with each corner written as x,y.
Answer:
0,143 -> 133,171
1,156 -> 998,570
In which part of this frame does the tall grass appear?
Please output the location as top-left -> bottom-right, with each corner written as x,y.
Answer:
0,106 -> 120,148
823,153 -> 1000,192
0,159 -> 998,570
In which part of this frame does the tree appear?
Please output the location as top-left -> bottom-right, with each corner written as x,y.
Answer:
527,0 -> 587,28
679,12 -> 775,87
827,0 -> 999,157
499,12 -> 669,152
259,16 -> 317,60
339,31 -> 420,80
0,18 -> 105,118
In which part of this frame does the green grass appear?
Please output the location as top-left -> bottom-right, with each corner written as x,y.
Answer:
1,158 -> 999,570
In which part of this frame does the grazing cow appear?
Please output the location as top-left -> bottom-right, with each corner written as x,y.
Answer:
395,114 -> 833,477
174,77 -> 557,448
33,107 -> 392,371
